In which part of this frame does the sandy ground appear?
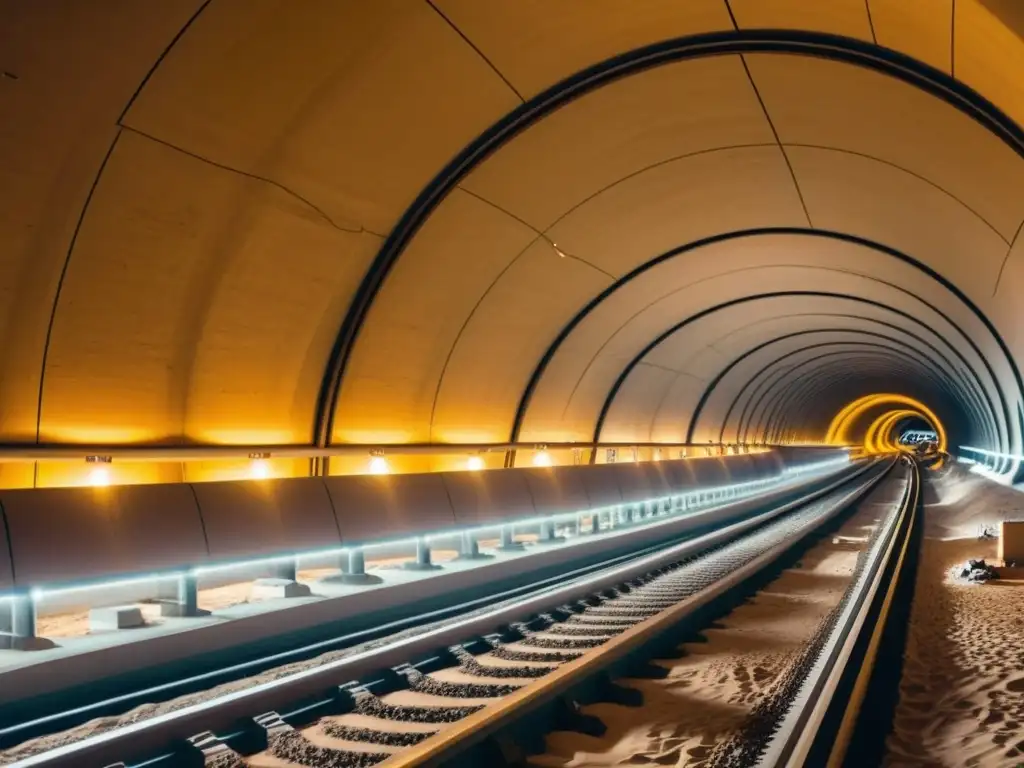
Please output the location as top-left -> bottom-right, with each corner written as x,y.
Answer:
32,551 -> 462,640
885,465 -> 1024,768
525,479 -> 896,767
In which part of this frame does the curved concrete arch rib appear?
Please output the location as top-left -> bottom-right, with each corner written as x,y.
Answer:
764,368 -> 954,448
755,357 -> 961,446
317,29 -> 1024,458
591,287 -> 1010,453
641,308 -> 994,444
520,234 -> 1015,464
734,345 -> 965,445
765,367 -> 943,446
690,324 -> 994,445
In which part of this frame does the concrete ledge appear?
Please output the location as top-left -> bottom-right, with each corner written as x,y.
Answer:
88,606 -> 145,632
0,465 -> 853,706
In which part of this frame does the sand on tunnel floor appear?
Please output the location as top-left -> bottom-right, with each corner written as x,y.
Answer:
885,464 -> 1024,768
527,475 -> 900,767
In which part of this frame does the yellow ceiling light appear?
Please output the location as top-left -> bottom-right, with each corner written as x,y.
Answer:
85,455 -> 112,487
466,455 -> 485,471
825,394 -> 946,453
368,450 -> 390,475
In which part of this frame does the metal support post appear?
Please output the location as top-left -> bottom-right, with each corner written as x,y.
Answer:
403,536 -> 441,570
498,525 -> 525,551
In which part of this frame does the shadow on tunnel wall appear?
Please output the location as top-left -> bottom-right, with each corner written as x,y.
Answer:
979,0 -> 1024,41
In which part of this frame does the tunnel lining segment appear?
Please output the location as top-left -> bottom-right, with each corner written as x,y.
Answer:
693,324 -> 992,445
313,30 -> 1024,464
592,288 -> 1008,454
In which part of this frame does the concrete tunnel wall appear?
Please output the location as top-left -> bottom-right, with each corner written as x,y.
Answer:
2,2 -> 1024,488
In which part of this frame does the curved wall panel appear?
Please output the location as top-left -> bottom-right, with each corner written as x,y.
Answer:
441,469 -> 537,525
192,477 -> 339,560
324,472 -> 456,543
2,484 -> 208,585
577,464 -> 626,509
520,467 -> 592,516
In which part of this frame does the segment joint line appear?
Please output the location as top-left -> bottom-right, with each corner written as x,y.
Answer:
739,55 -> 814,229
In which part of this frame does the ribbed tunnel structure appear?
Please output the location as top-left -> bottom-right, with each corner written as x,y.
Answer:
4,1 -> 1024,487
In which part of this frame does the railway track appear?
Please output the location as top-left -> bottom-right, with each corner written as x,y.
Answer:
1,458 -> 908,768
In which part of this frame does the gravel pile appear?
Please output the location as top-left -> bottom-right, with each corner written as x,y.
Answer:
268,731 -> 387,767
491,646 -> 584,663
320,722 -> 435,747
353,693 -> 483,724
408,674 -> 520,699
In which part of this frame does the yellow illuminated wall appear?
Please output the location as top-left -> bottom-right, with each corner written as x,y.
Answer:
826,394 -> 946,454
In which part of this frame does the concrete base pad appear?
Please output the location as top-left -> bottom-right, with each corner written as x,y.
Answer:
533,535 -> 567,545
315,572 -> 384,586
456,552 -> 495,561
89,606 -> 145,632
250,578 -> 312,600
156,600 -> 210,618
402,561 -> 443,571
0,635 -> 57,651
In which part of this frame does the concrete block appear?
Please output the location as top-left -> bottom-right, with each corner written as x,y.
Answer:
998,521 -> 1024,565
250,578 -> 312,600
89,606 -> 145,632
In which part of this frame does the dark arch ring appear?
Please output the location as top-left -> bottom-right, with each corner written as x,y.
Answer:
741,346 -> 965,443
761,360 -> 950,444
761,362 -> 951,446
732,343 -> 968,444
592,290 -> 1009,454
693,324 -> 993,445
316,29 -> 1024,461
518,229 -> 1013,466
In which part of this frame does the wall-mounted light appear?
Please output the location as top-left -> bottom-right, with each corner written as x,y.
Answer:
532,447 -> 553,467
85,455 -> 112,487
466,455 -> 485,471
248,452 -> 271,480
368,450 -> 390,475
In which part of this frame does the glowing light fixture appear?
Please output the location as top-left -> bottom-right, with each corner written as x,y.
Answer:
466,455 -> 485,471
368,451 -> 390,475
248,452 -> 271,480
85,455 -> 112,487
532,448 -> 553,467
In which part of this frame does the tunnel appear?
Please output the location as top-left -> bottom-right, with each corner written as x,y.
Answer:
6,6 -> 1024,767
2,1 -> 1024,485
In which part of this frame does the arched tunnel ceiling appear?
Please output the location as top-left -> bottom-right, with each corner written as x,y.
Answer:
4,1 -> 1024,480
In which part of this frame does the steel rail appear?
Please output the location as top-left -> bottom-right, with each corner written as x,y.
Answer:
6,462 -> 881,768
755,456 -> 919,767
371,460 -> 894,767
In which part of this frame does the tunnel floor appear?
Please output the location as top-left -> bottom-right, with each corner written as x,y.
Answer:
885,466 -> 1024,767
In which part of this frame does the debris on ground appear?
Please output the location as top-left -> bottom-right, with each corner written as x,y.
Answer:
950,558 -> 999,583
